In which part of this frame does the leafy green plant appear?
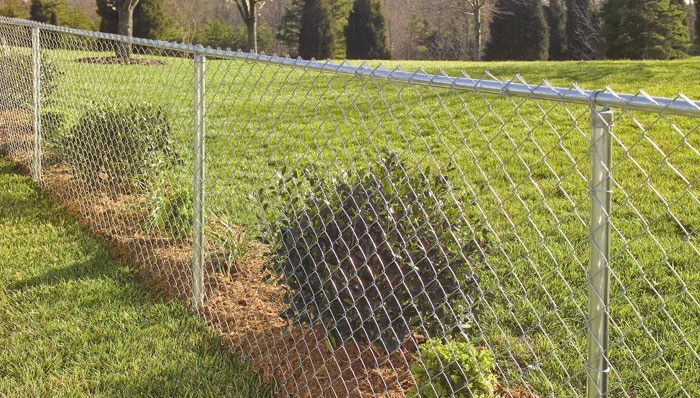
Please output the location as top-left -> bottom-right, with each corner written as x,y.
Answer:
266,152 -> 488,353
41,109 -> 69,136
40,109 -> 71,163
411,338 -> 497,398
60,103 -> 174,189
0,51 -> 61,111
147,184 -> 192,240
207,216 -> 252,276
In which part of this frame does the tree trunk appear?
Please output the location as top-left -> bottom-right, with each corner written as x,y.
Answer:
246,17 -> 257,52
116,0 -> 138,58
247,2 -> 258,52
472,6 -> 481,61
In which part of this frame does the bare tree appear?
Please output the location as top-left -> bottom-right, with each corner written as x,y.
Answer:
116,0 -> 141,58
464,0 -> 490,61
164,0 -> 214,43
566,0 -> 600,60
227,0 -> 269,52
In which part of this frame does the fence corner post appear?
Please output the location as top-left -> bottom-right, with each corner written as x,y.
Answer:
31,26 -> 41,182
192,50 -> 206,310
587,107 -> 614,398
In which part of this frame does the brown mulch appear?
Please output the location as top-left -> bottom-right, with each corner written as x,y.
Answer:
76,57 -> 168,66
0,111 -> 33,168
495,385 -> 541,398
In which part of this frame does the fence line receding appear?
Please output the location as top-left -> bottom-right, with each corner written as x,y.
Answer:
1,17 -> 698,398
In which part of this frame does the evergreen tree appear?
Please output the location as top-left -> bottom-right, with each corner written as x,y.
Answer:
566,0 -> 600,60
97,0 -> 168,40
133,0 -> 167,40
602,0 -> 690,59
195,19 -> 236,49
344,0 -> 391,59
298,0 -> 335,59
545,0 -> 567,60
484,0 -> 549,61
666,0 -> 692,56
330,0 -> 352,59
280,0 -> 350,58
277,0 -> 304,55
30,0 -> 91,29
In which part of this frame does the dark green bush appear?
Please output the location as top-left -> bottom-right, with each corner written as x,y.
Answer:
267,153 -> 488,353
61,103 -> 174,188
0,51 -> 61,110
40,109 -> 71,164
411,338 -> 496,398
41,109 -> 69,138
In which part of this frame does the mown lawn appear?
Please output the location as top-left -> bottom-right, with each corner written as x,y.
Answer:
0,157 -> 272,396
10,44 -> 700,397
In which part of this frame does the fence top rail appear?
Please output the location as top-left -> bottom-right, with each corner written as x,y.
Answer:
2,16 -> 699,118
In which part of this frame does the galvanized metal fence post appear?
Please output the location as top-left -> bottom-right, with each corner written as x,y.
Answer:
587,107 -> 614,398
31,26 -> 41,181
192,50 -> 206,309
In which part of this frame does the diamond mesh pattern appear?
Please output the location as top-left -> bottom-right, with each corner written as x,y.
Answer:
1,18 -> 699,398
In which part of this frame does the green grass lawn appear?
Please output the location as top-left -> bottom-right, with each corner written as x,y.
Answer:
4,42 -> 699,397
0,157 -> 272,396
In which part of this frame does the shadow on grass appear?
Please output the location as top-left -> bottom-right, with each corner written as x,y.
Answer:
0,156 -> 272,396
7,257 -> 117,291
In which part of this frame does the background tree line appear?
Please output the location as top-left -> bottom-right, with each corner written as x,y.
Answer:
1,0 -> 698,60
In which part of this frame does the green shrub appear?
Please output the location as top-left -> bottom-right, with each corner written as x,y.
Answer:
0,51 -> 61,110
147,184 -> 192,240
61,103 -> 174,188
194,19 -> 274,51
40,109 -> 71,164
41,109 -> 69,137
411,338 -> 497,398
267,153 -> 488,353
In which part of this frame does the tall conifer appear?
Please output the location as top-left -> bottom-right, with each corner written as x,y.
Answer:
545,0 -> 567,60
344,0 -> 391,59
602,0 -> 690,59
566,0 -> 599,60
277,0 -> 303,54
298,0 -> 335,59
485,0 -> 549,61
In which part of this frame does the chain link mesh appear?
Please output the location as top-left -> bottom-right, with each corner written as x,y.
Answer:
1,18 -> 698,398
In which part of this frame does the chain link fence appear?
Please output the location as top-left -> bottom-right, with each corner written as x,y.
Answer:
1,17 -> 698,398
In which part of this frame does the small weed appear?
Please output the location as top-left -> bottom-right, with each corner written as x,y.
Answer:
146,183 -> 193,240
411,337 -> 497,398
207,215 -> 252,276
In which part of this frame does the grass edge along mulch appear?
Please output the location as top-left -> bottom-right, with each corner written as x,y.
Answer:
0,118 -> 420,397
0,129 -> 536,397
37,153 -> 418,397
0,155 -> 272,397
